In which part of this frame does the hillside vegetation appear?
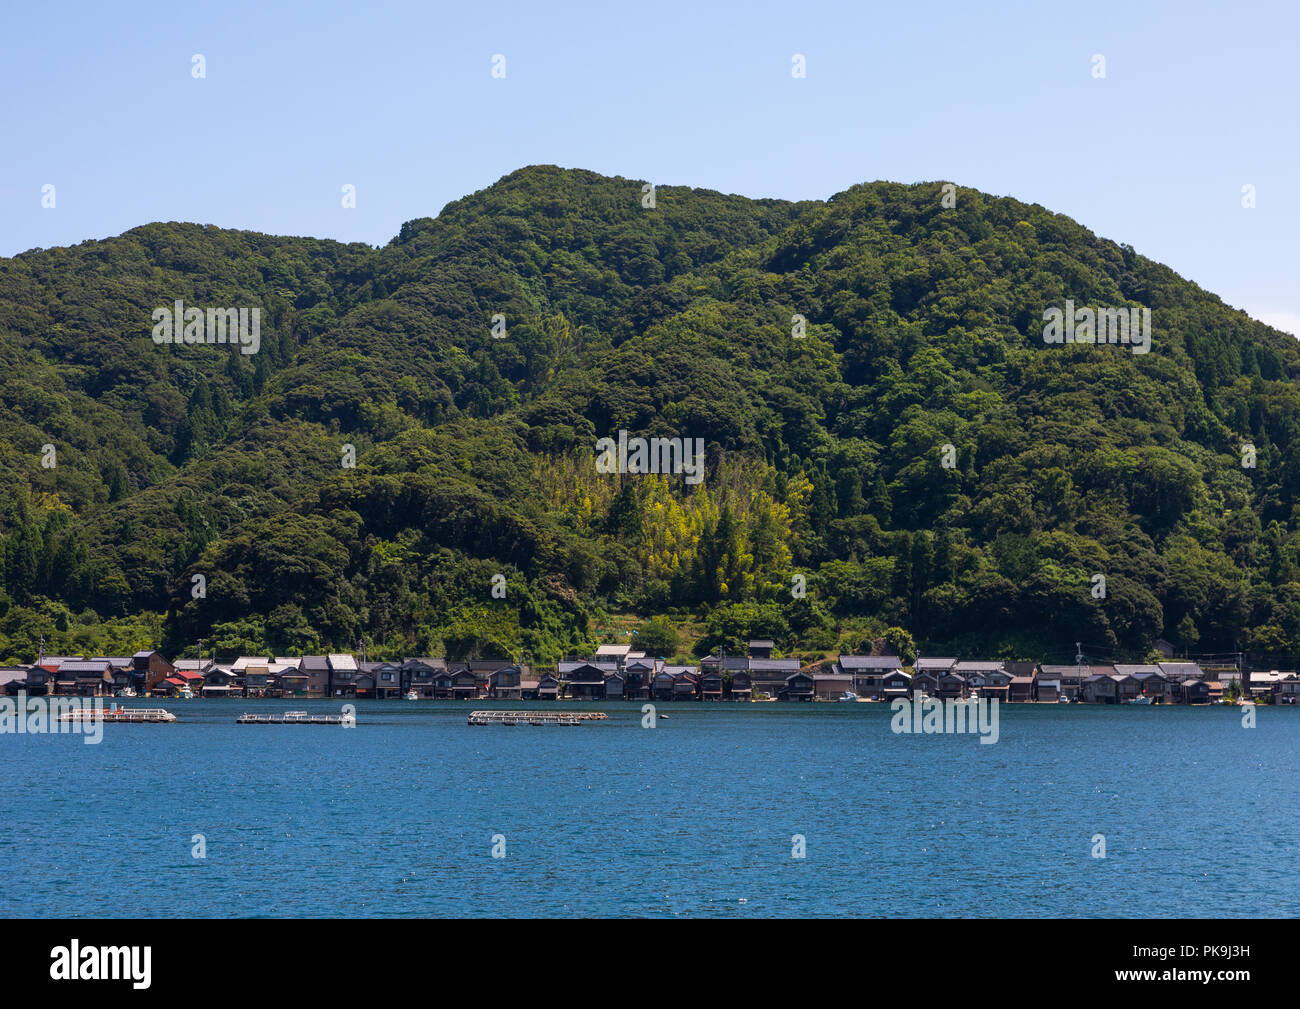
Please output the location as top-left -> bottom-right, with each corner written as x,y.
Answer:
1,165 -> 1297,666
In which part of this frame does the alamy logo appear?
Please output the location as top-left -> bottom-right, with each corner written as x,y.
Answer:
595,429 -> 705,485
151,300 -> 261,355
0,692 -> 103,745
890,691 -> 1000,744
1042,300 -> 1151,355
49,941 -> 151,989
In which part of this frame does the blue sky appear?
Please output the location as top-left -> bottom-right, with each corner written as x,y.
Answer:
2,0 -> 1296,333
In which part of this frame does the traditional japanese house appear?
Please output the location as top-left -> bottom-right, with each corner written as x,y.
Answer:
327,653 -> 359,696
243,662 -> 273,696
560,661 -> 608,700
748,639 -> 775,659
490,665 -> 524,700
1130,668 -> 1168,702
366,661 -> 403,698
1112,665 -> 1160,702
59,660 -> 112,696
1009,675 -> 1035,702
728,669 -> 753,701
954,661 -> 1007,699
910,671 -> 940,697
1081,673 -> 1118,704
603,670 -> 625,700
835,655 -> 903,699
914,657 -> 958,678
132,650 -> 175,695
814,670 -> 853,699
200,667 -> 243,697
779,671 -> 815,702
469,659 -> 515,695
670,668 -> 699,701
448,667 -> 479,700
272,659 -> 308,697
652,669 -> 677,701
1034,667 -> 1062,703
595,643 -> 633,665
881,670 -> 912,699
0,667 -> 31,696
401,658 -> 446,698
1183,679 -> 1212,704
699,668 -> 724,700
536,673 -> 560,700
1276,673 -> 1300,705
622,660 -> 655,700
1158,662 -> 1205,703
152,676 -> 188,697
299,656 -> 332,697
748,658 -> 799,698
936,671 -> 968,700
352,668 -> 376,698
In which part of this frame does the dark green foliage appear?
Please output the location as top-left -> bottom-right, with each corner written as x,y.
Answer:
0,166 -> 1297,665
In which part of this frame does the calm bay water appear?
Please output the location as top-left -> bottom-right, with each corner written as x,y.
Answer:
2,699 -> 1296,918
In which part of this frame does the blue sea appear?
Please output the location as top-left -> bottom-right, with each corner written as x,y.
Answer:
2,699 -> 1296,917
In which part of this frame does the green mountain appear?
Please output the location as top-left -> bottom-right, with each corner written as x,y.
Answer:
1,165 -> 1297,666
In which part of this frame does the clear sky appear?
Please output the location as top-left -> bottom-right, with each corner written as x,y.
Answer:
1,0 -> 1296,333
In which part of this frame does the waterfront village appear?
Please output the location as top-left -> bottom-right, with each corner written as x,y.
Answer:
1,639 -> 1298,706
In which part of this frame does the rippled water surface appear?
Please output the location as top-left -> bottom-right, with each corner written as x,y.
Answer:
2,699 -> 1296,917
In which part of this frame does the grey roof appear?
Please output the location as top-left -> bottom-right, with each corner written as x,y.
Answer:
1113,664 -> 1162,676
300,655 -> 331,671
749,658 -> 799,671
1157,662 -> 1204,680
838,655 -> 903,670
954,661 -> 1006,672
915,657 -> 958,670
59,660 -> 110,674
400,657 -> 446,671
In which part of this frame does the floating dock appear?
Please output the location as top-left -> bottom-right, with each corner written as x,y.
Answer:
57,708 -> 176,723
237,710 -> 351,725
468,710 -> 607,726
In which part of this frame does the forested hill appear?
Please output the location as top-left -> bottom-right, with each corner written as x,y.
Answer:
1,164 -> 1298,667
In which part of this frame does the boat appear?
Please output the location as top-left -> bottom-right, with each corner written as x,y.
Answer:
404,689 -> 419,701
838,690 -> 859,702
502,717 -> 518,726
178,686 -> 195,699
1129,695 -> 1154,705
1058,695 -> 1071,704
115,687 -> 136,698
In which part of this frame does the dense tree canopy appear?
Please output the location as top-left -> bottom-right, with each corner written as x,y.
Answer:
0,165 -> 1296,667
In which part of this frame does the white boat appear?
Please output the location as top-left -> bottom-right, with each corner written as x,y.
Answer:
1058,695 -> 1071,704
115,687 -> 137,698
1129,695 -> 1154,705
178,686 -> 195,699
404,689 -> 419,701
837,690 -> 858,702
